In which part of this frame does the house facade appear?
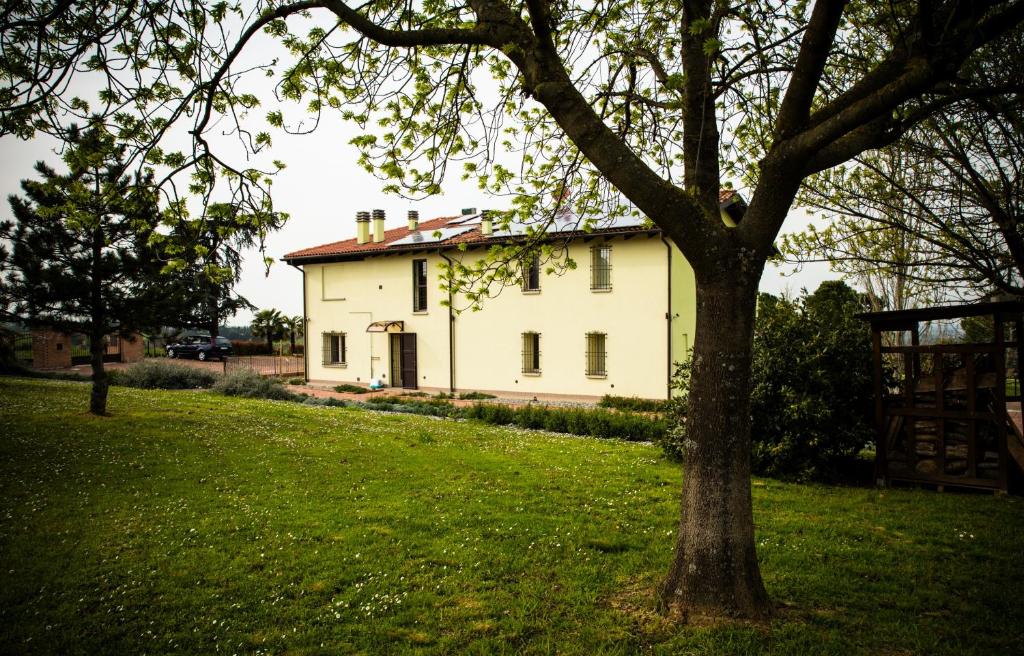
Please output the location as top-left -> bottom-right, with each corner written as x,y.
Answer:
283,194 -> 744,400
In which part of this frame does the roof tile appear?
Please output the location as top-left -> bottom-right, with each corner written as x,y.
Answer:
285,190 -> 743,261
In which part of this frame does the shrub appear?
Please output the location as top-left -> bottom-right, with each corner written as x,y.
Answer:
598,395 -> 670,413
302,396 -> 351,408
333,383 -> 369,394
514,404 -> 549,430
465,402 -> 667,442
665,281 -> 875,480
115,360 -> 218,389
464,402 -> 516,425
360,399 -> 455,417
230,340 -> 272,356
458,391 -> 497,400
213,369 -> 297,401
286,377 -> 305,385
655,360 -> 691,462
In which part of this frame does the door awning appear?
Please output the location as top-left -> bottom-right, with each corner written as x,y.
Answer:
366,320 -> 405,333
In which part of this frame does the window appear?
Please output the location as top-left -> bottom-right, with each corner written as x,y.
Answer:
522,332 -> 541,374
586,332 -> 607,376
590,245 -> 612,291
412,259 -> 428,312
522,255 -> 540,292
322,332 -> 346,366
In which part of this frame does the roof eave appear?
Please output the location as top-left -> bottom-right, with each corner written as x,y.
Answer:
281,227 -> 663,265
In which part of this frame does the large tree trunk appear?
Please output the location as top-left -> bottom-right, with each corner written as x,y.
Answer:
660,273 -> 770,620
89,332 -> 108,416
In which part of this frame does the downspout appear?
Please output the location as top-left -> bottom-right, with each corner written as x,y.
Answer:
439,251 -> 456,393
288,262 -> 308,382
661,236 -> 672,400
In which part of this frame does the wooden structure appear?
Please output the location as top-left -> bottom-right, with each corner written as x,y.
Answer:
860,301 -> 1024,493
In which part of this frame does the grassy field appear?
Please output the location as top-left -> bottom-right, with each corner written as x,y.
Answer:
1,377 -> 1022,655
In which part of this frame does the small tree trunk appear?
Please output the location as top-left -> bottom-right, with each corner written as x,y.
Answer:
290,330 -> 296,355
659,274 -> 770,620
209,285 -> 221,339
89,333 -> 108,416
266,333 -> 274,355
88,219 -> 108,416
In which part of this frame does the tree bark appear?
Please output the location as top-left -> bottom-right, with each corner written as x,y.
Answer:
208,282 -> 221,339
659,271 -> 770,620
89,331 -> 109,415
89,218 -> 108,416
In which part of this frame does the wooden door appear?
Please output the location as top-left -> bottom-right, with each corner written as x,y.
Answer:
400,333 -> 418,389
389,334 -> 402,387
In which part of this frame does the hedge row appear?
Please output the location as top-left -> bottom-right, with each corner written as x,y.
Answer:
230,340 -> 273,356
597,394 -> 671,413
461,402 -> 667,442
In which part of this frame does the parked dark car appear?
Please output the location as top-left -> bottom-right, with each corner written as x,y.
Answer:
166,335 -> 232,361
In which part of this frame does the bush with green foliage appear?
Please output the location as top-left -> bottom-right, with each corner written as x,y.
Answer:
302,396 -> 352,408
212,369 -> 298,401
361,398 -> 456,417
961,314 -> 995,343
462,402 -> 666,442
230,340 -> 273,356
458,391 -> 497,400
654,360 -> 692,462
598,394 -> 670,413
665,281 -> 876,480
333,383 -> 368,394
116,360 -> 219,390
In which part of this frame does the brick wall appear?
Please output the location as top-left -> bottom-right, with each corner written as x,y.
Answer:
30,329 -> 71,370
120,332 -> 145,363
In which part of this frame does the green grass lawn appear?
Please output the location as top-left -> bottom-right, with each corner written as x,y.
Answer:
1,377 -> 1022,655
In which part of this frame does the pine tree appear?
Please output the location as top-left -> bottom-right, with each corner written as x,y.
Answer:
1,125 -> 164,414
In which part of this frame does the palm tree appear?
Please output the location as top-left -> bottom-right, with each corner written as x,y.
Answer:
251,309 -> 285,355
283,315 -> 304,355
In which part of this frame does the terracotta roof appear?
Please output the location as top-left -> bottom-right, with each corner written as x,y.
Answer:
283,215 -> 459,260
284,190 -> 744,263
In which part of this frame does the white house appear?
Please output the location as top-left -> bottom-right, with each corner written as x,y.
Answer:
283,192 -> 745,400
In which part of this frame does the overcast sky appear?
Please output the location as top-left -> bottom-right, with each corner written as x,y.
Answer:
0,103 -> 832,327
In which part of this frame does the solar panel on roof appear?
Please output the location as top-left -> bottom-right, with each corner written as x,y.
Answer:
489,214 -> 649,238
390,225 -> 475,246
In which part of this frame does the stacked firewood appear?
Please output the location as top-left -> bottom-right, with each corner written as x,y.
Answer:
886,366 -> 1001,479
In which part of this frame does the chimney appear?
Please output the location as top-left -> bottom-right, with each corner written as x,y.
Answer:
356,211 -> 370,245
372,209 -> 385,243
408,210 -> 419,231
480,210 -> 493,237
